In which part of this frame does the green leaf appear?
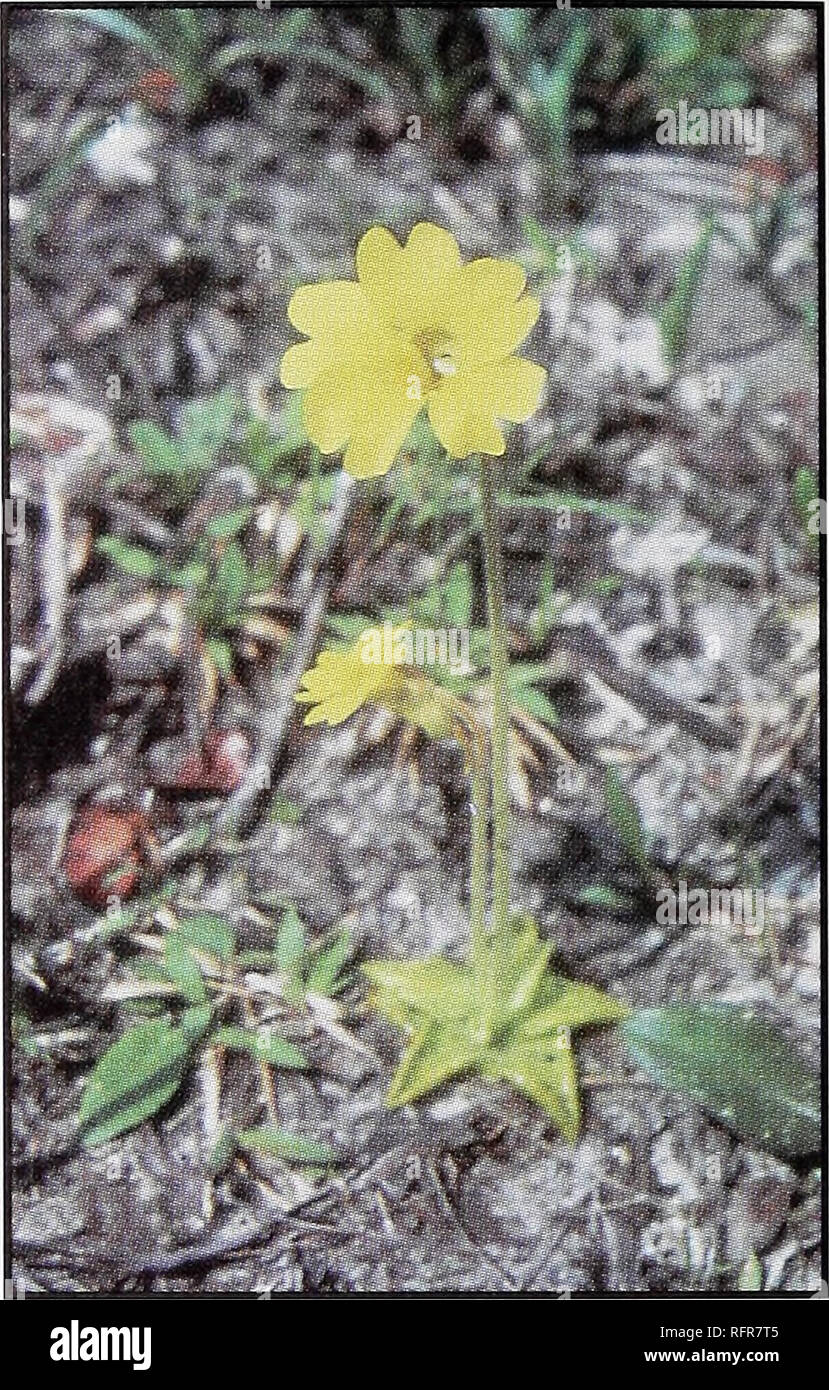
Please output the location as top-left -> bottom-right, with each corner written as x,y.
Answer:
442,562 -> 473,629
207,1124 -> 237,1176
325,610 -> 377,645
276,907 -> 306,972
206,506 -> 255,539
210,8 -> 313,77
180,1004 -> 213,1044
170,562 -> 209,590
204,637 -> 235,678
96,536 -> 160,579
92,901 -> 142,939
481,1043 -> 580,1140
520,979 -> 629,1037
386,1021 -> 481,1107
362,957 -> 479,1023
177,913 -> 235,962
128,421 -> 186,477
179,389 -> 239,465
510,683 -> 559,728
290,40 -> 394,101
526,24 -> 590,169
164,6 -> 204,55
304,928 -> 352,996
604,768 -> 650,872
659,217 -> 715,363
211,1026 -> 307,1069
78,1020 -> 192,1146
236,1126 -> 335,1165
793,467 -> 819,548
620,1004 -> 821,1158
62,8 -> 170,63
531,557 -> 560,642
489,7 -> 532,56
25,113 -> 111,239
214,541 -> 249,618
576,884 -> 633,911
522,214 -> 562,268
503,490 -> 649,525
163,933 -> 208,1004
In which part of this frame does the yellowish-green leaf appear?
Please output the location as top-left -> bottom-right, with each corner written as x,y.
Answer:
305,927 -> 351,996
386,1021 -> 481,1107
520,980 -> 630,1038
205,637 -> 234,677
128,420 -> 185,476
365,984 -> 424,1032
481,1043 -> 580,1141
96,536 -> 160,579
276,906 -> 306,972
163,933 -> 207,1004
604,767 -> 649,871
207,506 -> 255,539
180,1004 -> 213,1043
362,957 -> 479,1022
502,938 -> 553,1017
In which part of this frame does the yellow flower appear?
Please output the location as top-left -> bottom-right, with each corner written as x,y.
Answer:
295,628 -> 466,742
295,639 -> 406,726
280,223 -> 546,478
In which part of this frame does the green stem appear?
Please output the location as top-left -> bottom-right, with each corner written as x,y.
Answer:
477,457 -> 511,940
468,731 -> 490,966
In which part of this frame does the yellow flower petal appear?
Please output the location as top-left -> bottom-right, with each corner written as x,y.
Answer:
489,355 -> 547,418
356,225 -> 406,309
428,383 -> 506,457
343,399 -> 421,478
404,222 -> 463,279
279,339 -> 323,389
296,644 -> 403,726
303,338 -> 427,475
302,366 -> 362,454
281,281 -> 383,394
287,281 -> 376,338
358,223 -> 464,337
451,294 -> 540,365
457,256 -> 527,305
343,347 -> 425,476
429,356 -> 547,458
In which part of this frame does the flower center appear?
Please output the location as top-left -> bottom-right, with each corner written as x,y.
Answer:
413,330 -> 459,380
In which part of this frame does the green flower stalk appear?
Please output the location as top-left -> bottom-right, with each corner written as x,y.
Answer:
477,455 -> 513,1032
